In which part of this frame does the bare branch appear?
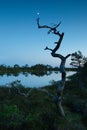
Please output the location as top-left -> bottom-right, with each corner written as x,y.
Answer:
36,18 -> 62,36
52,33 -> 64,54
44,46 -> 53,51
55,21 -> 61,28
65,54 -> 71,59
37,17 -> 51,29
51,53 -> 64,61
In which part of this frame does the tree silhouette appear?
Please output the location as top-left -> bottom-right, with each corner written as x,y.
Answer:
37,17 -> 71,116
70,51 -> 87,68
70,51 -> 87,88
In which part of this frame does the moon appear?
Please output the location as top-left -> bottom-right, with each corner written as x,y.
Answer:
37,12 -> 40,15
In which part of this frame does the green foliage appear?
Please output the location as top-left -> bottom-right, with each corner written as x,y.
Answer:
0,82 -> 87,130
0,104 -> 24,129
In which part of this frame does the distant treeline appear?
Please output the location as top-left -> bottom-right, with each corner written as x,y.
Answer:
0,64 -> 77,76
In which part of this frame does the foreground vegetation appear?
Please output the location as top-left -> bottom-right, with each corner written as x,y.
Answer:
0,64 -> 87,130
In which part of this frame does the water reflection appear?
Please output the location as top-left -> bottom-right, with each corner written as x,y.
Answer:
0,71 -> 75,88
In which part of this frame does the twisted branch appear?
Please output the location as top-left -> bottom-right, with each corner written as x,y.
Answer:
37,17 -> 61,35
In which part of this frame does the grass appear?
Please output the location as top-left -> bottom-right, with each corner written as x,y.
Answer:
0,79 -> 87,130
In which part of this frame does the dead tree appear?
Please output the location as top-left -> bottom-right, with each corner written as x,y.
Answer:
37,18 -> 71,116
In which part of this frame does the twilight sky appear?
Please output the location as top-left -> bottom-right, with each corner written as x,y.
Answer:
0,0 -> 87,67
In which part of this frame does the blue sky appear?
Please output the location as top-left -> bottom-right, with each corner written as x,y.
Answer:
0,0 -> 87,67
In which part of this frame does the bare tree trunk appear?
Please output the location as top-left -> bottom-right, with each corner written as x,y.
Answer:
37,17 -> 71,116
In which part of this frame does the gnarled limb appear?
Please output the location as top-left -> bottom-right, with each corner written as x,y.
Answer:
37,17 -> 61,35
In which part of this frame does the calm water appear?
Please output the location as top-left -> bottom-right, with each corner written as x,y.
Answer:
0,71 -> 75,88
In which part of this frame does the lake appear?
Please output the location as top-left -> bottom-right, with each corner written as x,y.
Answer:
0,71 -> 75,88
